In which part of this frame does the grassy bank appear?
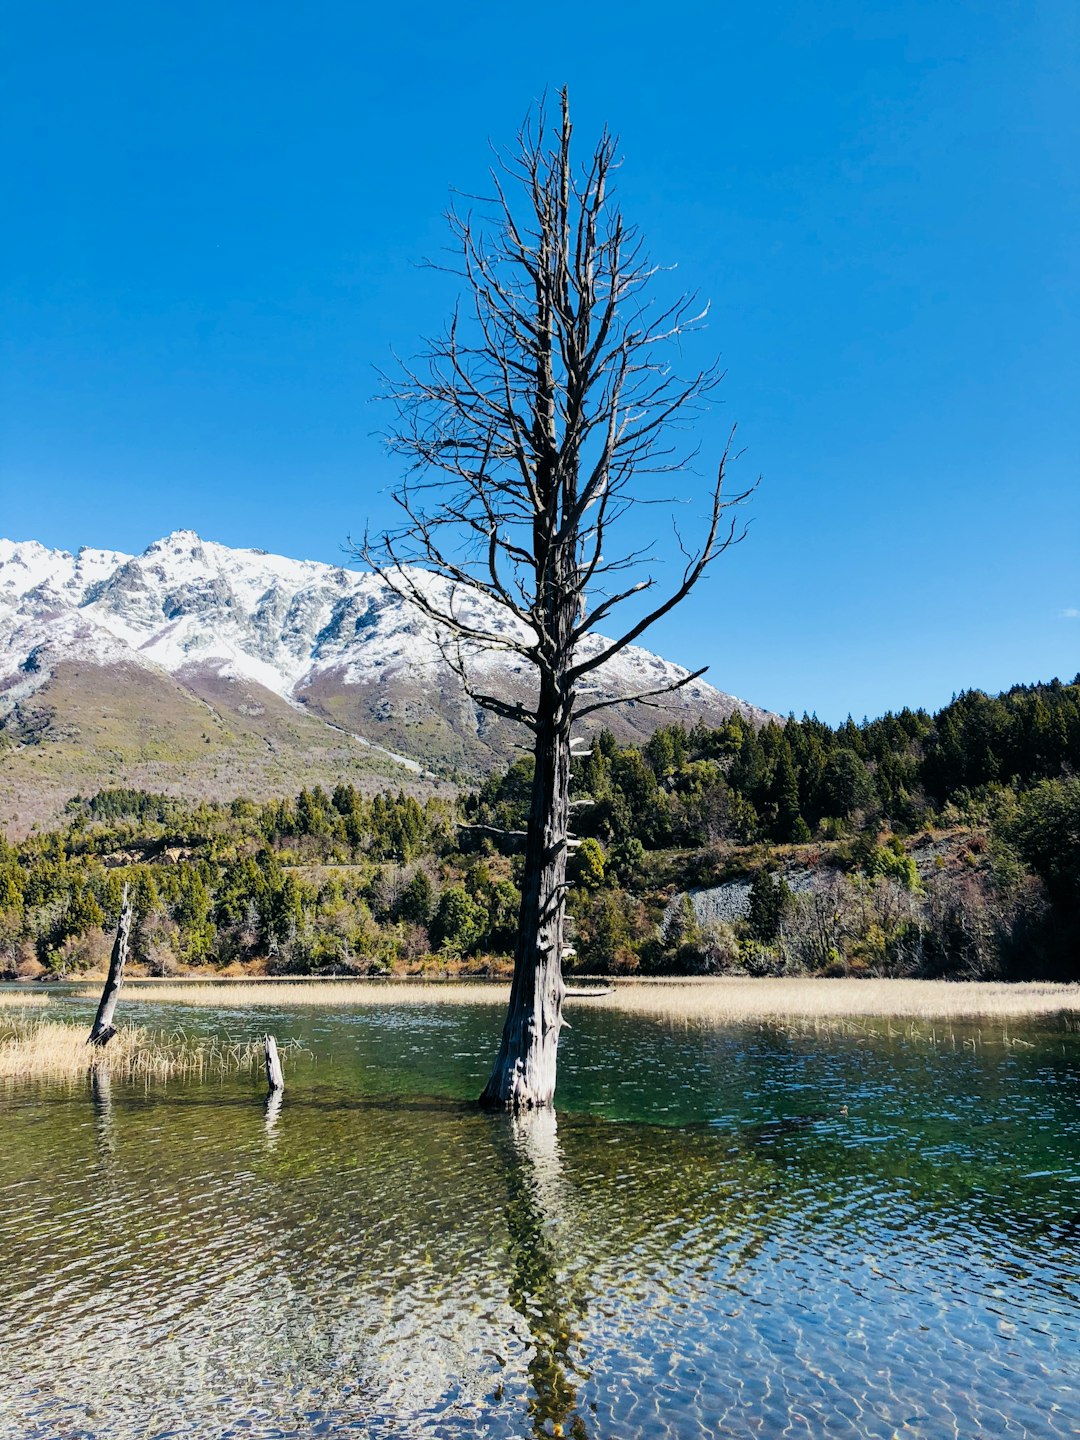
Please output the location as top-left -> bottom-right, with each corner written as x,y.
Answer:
600,976 -> 1080,1022
64,975 -> 1080,1020
0,990 -> 51,1009
70,979 -> 512,1007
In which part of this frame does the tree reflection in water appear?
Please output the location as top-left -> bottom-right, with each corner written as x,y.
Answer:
264,1086 -> 284,1148
498,1109 -> 591,1440
91,1062 -> 115,1161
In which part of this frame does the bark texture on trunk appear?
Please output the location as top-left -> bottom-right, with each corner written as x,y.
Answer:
480,686 -> 572,1108
87,891 -> 132,1048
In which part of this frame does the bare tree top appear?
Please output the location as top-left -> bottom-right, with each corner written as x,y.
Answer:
361,89 -> 754,725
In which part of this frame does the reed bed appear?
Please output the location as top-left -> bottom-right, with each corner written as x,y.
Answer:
71,980 -> 514,1008
600,977 -> 1080,1023
0,990 -> 51,1009
0,1018 -> 264,1082
67,975 -> 1079,1020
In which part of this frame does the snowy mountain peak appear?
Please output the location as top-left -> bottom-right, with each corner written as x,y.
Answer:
0,532 -> 769,781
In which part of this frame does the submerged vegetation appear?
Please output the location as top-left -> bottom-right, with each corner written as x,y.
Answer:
0,678 -> 1077,984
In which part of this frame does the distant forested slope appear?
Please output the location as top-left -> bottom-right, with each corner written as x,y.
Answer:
2,678 -> 1077,981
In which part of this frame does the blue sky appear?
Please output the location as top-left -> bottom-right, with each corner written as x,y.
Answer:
2,0 -> 1077,722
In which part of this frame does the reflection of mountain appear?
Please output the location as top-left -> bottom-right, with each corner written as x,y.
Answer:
0,531 -> 772,828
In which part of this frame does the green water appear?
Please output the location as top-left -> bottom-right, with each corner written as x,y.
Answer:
1,998 -> 1077,1438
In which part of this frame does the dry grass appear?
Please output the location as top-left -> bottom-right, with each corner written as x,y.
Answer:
66,975 -> 1080,1021
0,1018 -> 264,1082
71,979 -> 514,1008
0,990 -> 51,1009
600,977 -> 1080,1023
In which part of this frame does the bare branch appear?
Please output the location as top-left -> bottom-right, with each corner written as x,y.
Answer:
569,434 -> 756,681
573,666 -> 710,720
439,630 -> 540,732
357,88 -> 758,1105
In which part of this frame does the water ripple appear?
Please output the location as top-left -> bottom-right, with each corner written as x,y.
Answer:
0,1005 -> 1077,1438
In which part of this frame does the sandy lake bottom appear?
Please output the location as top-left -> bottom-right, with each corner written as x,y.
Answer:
1,993 -> 1077,1438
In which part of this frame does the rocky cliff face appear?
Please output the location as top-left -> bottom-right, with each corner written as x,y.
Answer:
0,531 -> 770,826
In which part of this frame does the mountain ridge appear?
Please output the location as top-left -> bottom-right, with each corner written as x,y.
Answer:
0,530 -> 772,830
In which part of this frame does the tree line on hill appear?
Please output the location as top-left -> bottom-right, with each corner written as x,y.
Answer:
0,678 -> 1077,982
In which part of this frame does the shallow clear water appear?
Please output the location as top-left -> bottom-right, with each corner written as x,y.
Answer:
1,998 -> 1077,1438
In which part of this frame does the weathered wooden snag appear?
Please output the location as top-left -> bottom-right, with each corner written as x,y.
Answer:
363,90 -> 751,1108
264,1034 -> 284,1093
87,889 -> 132,1048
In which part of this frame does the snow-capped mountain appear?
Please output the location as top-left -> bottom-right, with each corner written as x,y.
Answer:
0,531 -> 769,828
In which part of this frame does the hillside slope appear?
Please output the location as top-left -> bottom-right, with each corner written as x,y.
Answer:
0,531 -> 771,829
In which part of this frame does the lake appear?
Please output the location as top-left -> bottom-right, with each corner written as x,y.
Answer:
1,996 -> 1077,1438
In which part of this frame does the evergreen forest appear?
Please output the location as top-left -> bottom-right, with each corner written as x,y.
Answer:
2,678 -> 1078,983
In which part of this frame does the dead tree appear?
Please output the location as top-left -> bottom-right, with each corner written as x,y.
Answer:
264,1034 -> 285,1093
88,888 -> 133,1047
363,91 -> 753,1108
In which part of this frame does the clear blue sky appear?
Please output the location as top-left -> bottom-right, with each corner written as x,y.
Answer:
2,1 -> 1077,722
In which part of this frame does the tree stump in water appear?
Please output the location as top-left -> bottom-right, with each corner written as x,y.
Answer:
87,890 -> 132,1048
264,1034 -> 284,1093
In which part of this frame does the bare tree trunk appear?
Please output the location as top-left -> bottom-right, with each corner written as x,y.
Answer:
362,91 -> 753,1110
88,889 -> 132,1048
481,688 -> 572,1108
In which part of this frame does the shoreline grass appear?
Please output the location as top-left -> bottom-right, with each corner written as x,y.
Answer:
68,979 -> 513,1007
56,975 -> 1080,1020
0,1018 -> 263,1081
0,991 -> 51,1009
600,977 -> 1080,1022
